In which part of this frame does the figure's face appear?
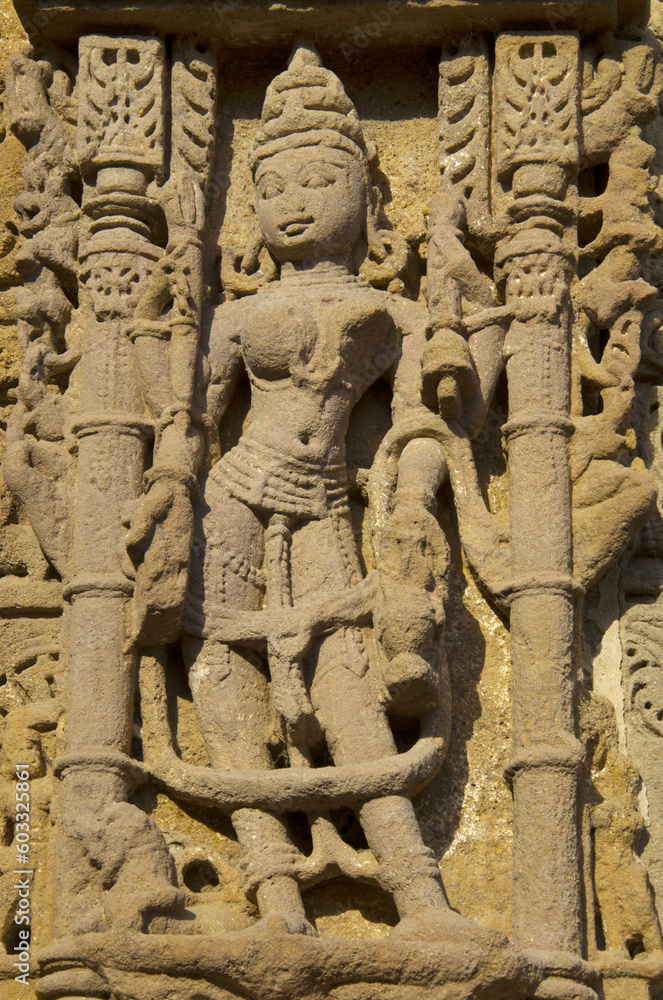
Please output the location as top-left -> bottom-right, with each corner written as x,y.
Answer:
254,146 -> 366,262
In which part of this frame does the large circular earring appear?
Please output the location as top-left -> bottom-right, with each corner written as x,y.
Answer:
361,195 -> 409,292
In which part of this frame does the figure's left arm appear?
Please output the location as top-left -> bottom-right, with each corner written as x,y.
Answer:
383,295 -> 511,601
388,296 -> 448,525
367,298 -> 451,716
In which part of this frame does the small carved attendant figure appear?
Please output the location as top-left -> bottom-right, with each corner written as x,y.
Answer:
130,43 -> 489,940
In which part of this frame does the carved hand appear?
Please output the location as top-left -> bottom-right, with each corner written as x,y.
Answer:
374,500 -> 448,714
378,501 -> 448,599
125,475 -> 194,646
160,173 -> 206,245
423,190 -> 501,419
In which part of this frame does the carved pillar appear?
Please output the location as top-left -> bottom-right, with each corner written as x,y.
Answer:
494,32 -> 585,972
52,35 -> 163,933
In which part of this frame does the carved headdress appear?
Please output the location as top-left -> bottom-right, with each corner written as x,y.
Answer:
251,42 -> 372,170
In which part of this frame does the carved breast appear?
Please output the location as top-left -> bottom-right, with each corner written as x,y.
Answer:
240,284 -> 398,393
241,296 -> 318,381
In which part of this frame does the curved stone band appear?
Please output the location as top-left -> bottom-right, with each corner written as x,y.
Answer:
144,733 -> 446,814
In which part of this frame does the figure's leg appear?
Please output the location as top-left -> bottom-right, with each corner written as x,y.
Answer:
183,476 -> 310,931
297,511 -> 500,941
311,632 -> 504,943
308,632 -> 448,919
291,511 -> 448,919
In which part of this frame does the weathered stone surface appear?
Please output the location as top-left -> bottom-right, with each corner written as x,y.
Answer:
1,2 -> 663,999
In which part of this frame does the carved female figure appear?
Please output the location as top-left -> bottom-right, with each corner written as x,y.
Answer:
127,42 -> 499,940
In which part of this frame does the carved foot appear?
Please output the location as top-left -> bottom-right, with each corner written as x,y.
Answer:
244,913 -> 318,937
390,906 -> 508,946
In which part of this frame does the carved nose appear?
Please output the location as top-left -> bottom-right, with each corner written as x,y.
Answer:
283,183 -> 307,213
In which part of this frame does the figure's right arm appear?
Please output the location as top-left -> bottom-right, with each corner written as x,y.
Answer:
149,299 -> 244,479
125,300 -> 244,645
201,300 -> 245,463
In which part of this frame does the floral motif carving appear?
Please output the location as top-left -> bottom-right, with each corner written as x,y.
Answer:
77,36 -> 164,176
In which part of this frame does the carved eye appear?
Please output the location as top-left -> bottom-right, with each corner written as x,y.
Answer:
302,173 -> 334,189
261,184 -> 283,200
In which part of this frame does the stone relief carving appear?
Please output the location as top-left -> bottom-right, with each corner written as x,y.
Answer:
1,2 -> 663,999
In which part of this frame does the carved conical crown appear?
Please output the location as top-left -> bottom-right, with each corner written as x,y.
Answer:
251,41 -> 368,169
